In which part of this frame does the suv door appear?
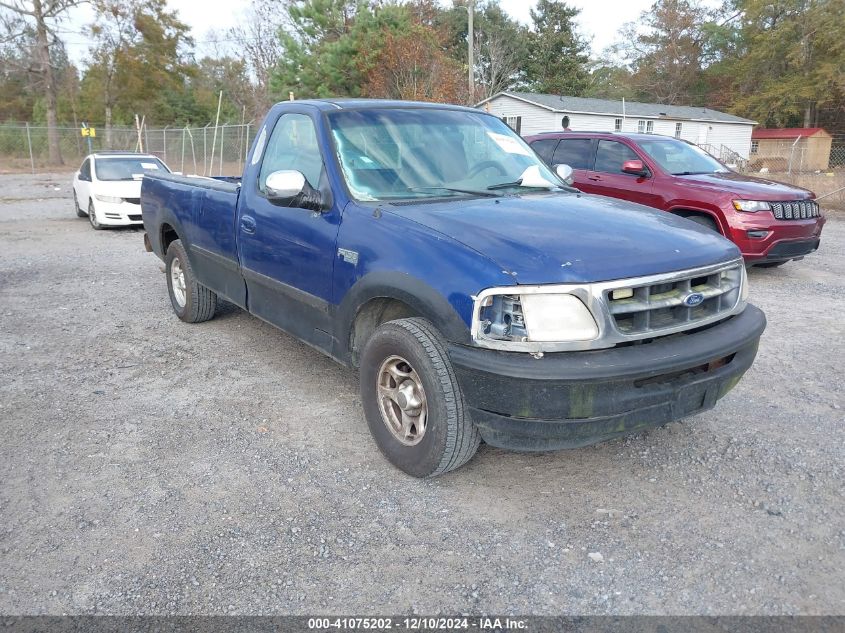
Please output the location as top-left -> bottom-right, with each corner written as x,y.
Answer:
549,138 -> 595,187
580,139 -> 660,208
238,112 -> 341,346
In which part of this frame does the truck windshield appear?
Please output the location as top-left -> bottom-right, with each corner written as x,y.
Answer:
637,138 -> 729,175
327,108 -> 563,201
95,156 -> 168,181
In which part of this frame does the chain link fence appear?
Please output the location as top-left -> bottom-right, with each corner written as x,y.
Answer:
0,122 -> 257,176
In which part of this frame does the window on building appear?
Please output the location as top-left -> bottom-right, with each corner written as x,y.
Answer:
750,140 -> 759,154
646,121 -> 654,134
502,116 -> 522,135
637,120 -> 645,133
675,122 -> 682,138
614,118 -> 622,132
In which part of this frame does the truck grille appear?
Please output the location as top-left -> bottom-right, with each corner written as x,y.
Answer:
770,200 -> 820,220
606,263 -> 743,337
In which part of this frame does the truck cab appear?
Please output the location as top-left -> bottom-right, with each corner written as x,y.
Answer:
141,100 -> 766,477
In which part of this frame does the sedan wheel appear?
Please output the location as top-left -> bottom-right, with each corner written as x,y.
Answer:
74,191 -> 86,218
88,201 -> 103,230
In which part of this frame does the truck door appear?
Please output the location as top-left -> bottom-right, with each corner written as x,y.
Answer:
237,111 -> 340,348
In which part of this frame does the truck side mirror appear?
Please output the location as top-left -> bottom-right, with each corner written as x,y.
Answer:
554,163 -> 574,185
622,160 -> 648,176
265,170 -> 306,200
265,169 -> 325,212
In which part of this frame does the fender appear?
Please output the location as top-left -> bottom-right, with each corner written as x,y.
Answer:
668,205 -> 729,235
333,270 -> 472,362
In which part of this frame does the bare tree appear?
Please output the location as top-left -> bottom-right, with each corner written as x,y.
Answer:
475,29 -> 522,100
86,0 -> 134,146
0,0 -> 85,164
227,0 -> 287,116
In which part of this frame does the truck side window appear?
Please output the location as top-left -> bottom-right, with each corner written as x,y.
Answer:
529,139 -> 558,165
259,113 -> 323,191
594,140 -> 641,175
552,139 -> 593,170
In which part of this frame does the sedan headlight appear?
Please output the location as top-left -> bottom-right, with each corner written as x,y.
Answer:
732,200 -> 770,212
474,291 -> 599,348
95,194 -> 123,203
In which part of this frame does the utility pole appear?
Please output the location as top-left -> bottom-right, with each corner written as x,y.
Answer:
468,0 -> 474,104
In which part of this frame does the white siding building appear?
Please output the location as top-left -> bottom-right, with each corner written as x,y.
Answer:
477,92 -> 756,161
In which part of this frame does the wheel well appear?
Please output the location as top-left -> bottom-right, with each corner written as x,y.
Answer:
349,298 -> 420,366
671,209 -> 723,234
160,223 -> 179,253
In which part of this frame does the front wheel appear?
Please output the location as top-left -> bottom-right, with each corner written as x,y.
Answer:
165,239 -> 217,323
360,317 -> 480,477
88,200 -> 103,230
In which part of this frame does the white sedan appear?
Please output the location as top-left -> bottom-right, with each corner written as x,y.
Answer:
72,152 -> 171,229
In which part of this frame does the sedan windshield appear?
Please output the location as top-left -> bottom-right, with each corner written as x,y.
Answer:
95,156 -> 168,181
636,138 -> 729,175
328,108 -> 563,201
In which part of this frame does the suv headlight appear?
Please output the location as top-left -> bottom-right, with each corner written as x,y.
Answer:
474,290 -> 599,348
732,200 -> 770,212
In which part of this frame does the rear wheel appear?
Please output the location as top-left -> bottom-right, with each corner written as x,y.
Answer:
88,200 -> 103,230
360,317 -> 480,477
165,239 -> 217,323
73,191 -> 86,218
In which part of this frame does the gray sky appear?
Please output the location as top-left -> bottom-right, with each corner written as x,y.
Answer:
62,0 -> 654,67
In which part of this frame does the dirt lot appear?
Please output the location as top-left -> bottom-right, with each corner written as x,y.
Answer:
0,172 -> 843,616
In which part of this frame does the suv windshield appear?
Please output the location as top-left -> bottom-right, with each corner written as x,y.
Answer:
637,138 -> 729,175
95,156 -> 168,181
328,108 -> 562,201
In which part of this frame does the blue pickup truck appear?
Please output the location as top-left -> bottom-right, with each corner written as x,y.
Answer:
141,99 -> 766,477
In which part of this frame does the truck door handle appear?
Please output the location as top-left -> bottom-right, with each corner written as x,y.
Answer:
240,216 -> 256,234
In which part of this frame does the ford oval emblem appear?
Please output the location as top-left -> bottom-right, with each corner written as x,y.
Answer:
683,292 -> 705,307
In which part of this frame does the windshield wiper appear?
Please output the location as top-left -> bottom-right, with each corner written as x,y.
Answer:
672,171 -> 713,175
407,186 -> 500,198
487,179 -> 577,193
486,178 -> 524,190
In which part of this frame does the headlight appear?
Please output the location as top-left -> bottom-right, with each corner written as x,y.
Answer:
475,292 -> 598,345
732,200 -> 770,212
95,194 -> 123,203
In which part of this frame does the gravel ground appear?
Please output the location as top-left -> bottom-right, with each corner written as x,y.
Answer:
0,172 -> 843,616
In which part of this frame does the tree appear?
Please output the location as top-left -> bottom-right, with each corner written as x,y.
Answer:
227,0 -> 287,117
721,0 -> 845,127
1,0 -> 85,163
613,0 -> 715,105
364,23 -> 466,103
524,0 -> 590,96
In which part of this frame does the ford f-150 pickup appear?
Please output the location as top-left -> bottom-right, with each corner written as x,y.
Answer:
141,99 -> 767,477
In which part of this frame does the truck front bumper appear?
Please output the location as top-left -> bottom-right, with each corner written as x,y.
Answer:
448,304 -> 766,451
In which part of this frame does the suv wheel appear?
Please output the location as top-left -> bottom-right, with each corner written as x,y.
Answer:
360,317 -> 480,477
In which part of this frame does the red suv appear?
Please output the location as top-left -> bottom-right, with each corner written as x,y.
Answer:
525,132 -> 825,267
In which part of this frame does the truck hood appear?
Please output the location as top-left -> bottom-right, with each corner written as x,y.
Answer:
383,192 -> 740,284
675,171 -> 814,200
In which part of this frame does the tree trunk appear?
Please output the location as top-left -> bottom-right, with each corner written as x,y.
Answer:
105,105 -> 113,148
33,0 -> 63,165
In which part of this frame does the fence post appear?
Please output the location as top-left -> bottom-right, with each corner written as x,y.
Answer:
163,125 -> 168,162
181,127 -> 186,174
243,123 -> 250,171
25,123 -> 35,174
203,124 -> 209,176
219,124 -> 225,176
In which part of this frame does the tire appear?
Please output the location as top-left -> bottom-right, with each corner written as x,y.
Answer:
164,239 -> 217,323
88,200 -> 103,230
684,214 -> 720,233
74,191 -> 86,218
360,317 -> 480,477
756,261 -> 787,268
